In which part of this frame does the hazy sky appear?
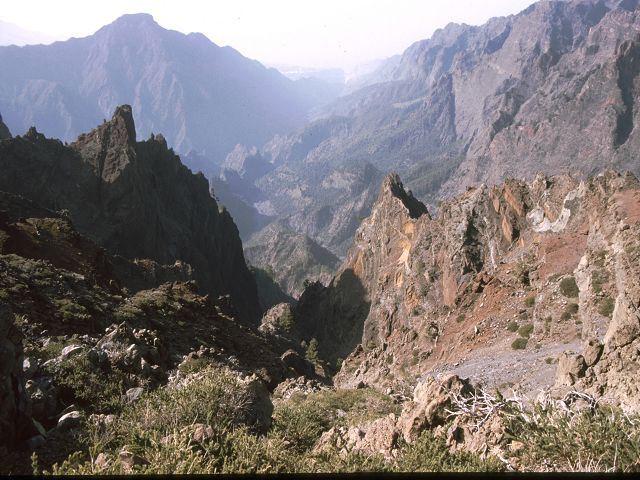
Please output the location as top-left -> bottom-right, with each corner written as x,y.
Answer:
1,0 -> 535,69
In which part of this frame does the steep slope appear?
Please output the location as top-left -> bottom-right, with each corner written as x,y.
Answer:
245,0 -> 640,257
0,114 -> 10,140
0,14 -> 325,171
244,222 -> 340,299
296,171 -> 640,411
0,105 -> 261,324
0,191 -> 311,450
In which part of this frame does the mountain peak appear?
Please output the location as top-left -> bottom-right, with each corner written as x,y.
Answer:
109,13 -> 159,29
71,105 -> 137,182
112,104 -> 136,144
380,173 -> 429,219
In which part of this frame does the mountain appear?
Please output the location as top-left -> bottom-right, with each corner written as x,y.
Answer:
0,14 -> 332,172
0,105 -> 261,324
295,171 -> 640,412
235,0 -> 640,258
244,222 -> 341,299
0,20 -> 59,46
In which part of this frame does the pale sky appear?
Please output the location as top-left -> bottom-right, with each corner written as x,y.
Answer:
0,0 -> 535,69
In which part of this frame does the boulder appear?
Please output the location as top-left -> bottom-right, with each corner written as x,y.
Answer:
57,411 -> 83,431
399,375 -> 474,443
237,375 -> 273,433
124,387 -> 145,404
555,352 -> 587,386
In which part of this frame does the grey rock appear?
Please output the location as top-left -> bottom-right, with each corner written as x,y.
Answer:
124,387 -> 145,404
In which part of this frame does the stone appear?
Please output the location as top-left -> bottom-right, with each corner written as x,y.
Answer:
57,411 -> 82,431
280,349 -> 313,377
124,387 -> 145,404
237,375 -> 273,433
555,352 -> 587,387
191,423 -> 215,444
22,357 -> 38,379
94,452 -> 111,470
60,344 -> 84,359
582,339 -> 604,367
399,375 -> 474,443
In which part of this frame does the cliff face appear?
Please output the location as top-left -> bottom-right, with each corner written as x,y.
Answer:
297,171 -> 640,411
0,105 -> 261,324
244,222 -> 340,300
229,0 -> 640,258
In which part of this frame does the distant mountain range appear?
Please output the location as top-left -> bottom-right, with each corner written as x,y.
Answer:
0,14 -> 338,172
0,20 -> 59,46
228,0 -> 640,257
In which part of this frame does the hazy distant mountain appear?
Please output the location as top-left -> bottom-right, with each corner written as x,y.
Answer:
0,14 -> 330,173
244,0 -> 640,256
0,20 -> 59,46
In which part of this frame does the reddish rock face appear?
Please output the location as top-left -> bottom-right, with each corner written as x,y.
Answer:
297,171 -> 640,410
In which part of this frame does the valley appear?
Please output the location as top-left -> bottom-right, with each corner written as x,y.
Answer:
1,0 -> 640,474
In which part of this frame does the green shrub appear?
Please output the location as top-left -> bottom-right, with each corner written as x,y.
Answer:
560,311 -> 571,321
518,323 -> 534,338
512,338 -> 528,350
507,321 -> 519,332
503,403 -> 640,472
559,277 -> 579,298
43,353 -> 129,413
394,430 -> 503,472
525,296 -> 536,308
598,296 -> 615,318
305,338 -> 320,363
456,314 -> 465,323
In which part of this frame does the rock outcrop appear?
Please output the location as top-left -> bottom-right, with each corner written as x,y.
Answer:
244,222 -> 340,299
0,114 -> 10,140
0,105 -> 261,324
0,305 -> 31,448
297,171 -> 640,409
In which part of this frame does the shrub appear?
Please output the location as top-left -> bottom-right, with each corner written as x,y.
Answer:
518,323 -> 534,338
598,296 -> 615,318
559,277 -> 579,298
43,352 -> 129,413
525,296 -> 536,308
507,321 -> 519,332
456,314 -> 465,323
512,338 -> 528,350
305,338 -> 320,363
560,311 -> 572,321
503,403 -> 640,472
394,430 -> 503,472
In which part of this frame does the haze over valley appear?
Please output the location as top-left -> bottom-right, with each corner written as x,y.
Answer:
1,1 -> 640,474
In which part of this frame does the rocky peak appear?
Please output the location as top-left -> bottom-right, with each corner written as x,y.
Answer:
0,114 -> 10,140
380,173 -> 430,220
0,105 -> 262,324
72,105 -> 136,183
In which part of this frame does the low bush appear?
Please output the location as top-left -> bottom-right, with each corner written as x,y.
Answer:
518,323 -> 534,338
511,338 -> 528,350
598,296 -> 615,318
507,321 -> 519,332
559,277 -> 579,298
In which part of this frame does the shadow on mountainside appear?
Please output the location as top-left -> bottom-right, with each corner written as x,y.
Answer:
295,268 -> 370,366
